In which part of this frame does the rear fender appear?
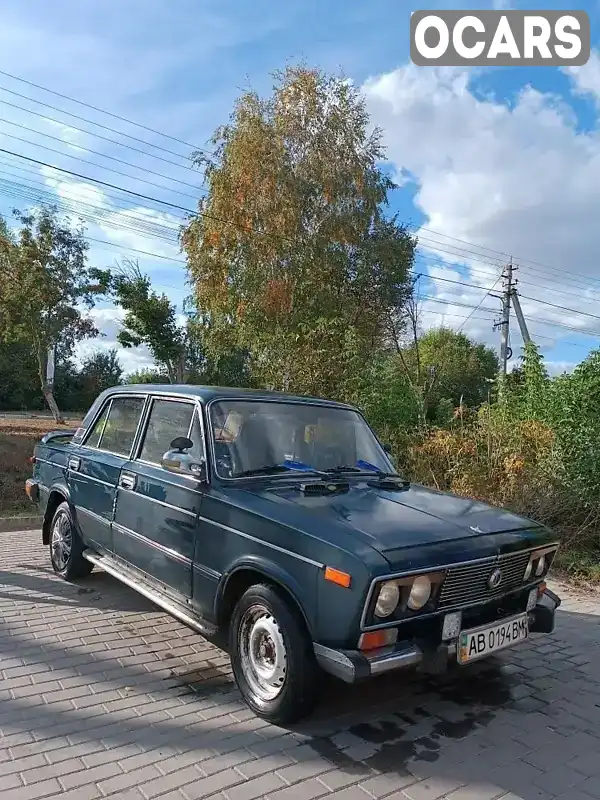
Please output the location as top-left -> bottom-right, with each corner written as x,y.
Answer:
41,484 -> 72,545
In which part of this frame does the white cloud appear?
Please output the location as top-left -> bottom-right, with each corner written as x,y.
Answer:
363,61 -> 600,355
45,119 -> 86,150
42,169 -> 108,207
97,206 -> 182,260
545,360 -> 577,376
74,307 -> 154,375
564,50 -> 600,102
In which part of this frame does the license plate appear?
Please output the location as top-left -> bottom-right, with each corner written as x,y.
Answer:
458,613 -> 528,664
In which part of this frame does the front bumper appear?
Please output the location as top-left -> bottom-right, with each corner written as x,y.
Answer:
313,587 -> 561,684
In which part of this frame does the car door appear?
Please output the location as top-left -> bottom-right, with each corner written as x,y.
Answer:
68,394 -> 146,552
112,396 -> 205,605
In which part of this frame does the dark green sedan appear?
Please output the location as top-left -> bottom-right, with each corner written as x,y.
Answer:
26,385 -> 561,723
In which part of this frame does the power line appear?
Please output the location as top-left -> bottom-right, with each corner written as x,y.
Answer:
0,147 -> 194,213
418,269 -> 600,327
0,68 -> 217,158
0,116 -> 204,193
0,85 -> 196,163
0,94 -> 202,173
4,69 -> 599,300
0,132 -> 201,201
517,292 -> 600,322
0,162 -> 186,227
459,273 -> 503,334
417,225 -> 600,289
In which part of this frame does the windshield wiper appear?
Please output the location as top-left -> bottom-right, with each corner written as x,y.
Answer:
233,459 -> 329,479
325,460 -> 400,477
234,465 -> 295,477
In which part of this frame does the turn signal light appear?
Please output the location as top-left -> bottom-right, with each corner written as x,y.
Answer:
537,581 -> 547,597
359,628 -> 397,651
324,566 -> 351,588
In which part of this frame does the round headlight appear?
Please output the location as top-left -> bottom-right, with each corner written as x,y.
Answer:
407,575 -> 432,611
375,581 -> 400,617
524,560 -> 533,581
535,555 -> 546,577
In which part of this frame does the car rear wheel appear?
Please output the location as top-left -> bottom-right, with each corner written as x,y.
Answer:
229,583 -> 319,724
50,502 -> 93,580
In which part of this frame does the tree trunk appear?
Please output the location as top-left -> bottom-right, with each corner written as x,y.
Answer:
43,383 -> 65,424
35,344 -> 64,424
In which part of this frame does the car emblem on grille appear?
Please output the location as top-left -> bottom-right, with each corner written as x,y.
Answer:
487,568 -> 502,589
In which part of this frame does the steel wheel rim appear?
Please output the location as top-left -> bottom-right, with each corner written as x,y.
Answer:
239,604 -> 287,702
51,513 -> 72,571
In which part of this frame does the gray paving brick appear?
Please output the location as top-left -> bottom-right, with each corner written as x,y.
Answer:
130,765 -> 201,798
3,535 -> 600,800
59,761 -> 124,790
277,757 -> 334,783
402,777 -> 463,800
326,789 -> 370,799
227,773 -> 288,800
359,773 -> 418,798
569,752 -> 600,778
446,786 -> 506,800
319,770 -> 373,792
577,778 -> 600,800
264,781 -> 331,800
198,750 -> 254,776
179,768 -> 245,799
0,751 -> 49,779
22,758 -> 86,785
0,772 -> 24,792
5,777 -> 63,799
236,751 -> 295,778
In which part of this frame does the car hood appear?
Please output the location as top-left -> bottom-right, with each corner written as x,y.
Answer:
248,480 -> 539,554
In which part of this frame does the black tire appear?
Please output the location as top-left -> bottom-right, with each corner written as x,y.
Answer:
229,583 -> 319,724
49,501 -> 93,580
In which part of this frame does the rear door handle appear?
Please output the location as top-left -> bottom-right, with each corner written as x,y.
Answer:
68,457 -> 81,471
120,472 -> 136,490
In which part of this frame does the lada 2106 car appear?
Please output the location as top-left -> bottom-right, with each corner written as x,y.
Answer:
26,385 -> 561,723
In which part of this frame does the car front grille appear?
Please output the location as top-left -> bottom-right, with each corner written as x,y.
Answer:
437,549 -> 532,610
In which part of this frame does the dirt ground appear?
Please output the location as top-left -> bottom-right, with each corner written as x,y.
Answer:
0,417 -> 82,517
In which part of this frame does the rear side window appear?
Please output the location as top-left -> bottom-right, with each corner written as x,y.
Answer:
86,396 -> 145,457
84,404 -> 110,449
139,399 -> 204,465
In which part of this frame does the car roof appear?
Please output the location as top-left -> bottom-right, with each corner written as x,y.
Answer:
103,384 -> 358,411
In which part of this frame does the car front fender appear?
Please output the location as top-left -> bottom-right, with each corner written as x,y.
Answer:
215,554 -> 317,637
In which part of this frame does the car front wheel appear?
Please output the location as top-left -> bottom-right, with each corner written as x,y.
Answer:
229,583 -> 319,724
49,501 -> 93,581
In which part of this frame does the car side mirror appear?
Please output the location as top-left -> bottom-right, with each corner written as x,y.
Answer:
382,443 -> 392,454
170,436 -> 193,452
161,438 -> 207,482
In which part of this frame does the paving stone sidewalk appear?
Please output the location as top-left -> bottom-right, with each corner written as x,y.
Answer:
2,530 -> 600,800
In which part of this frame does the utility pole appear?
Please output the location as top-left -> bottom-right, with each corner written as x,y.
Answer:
511,288 -> 531,345
493,258 -> 514,377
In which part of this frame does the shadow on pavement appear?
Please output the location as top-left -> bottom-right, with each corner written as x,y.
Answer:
2,561 -> 600,800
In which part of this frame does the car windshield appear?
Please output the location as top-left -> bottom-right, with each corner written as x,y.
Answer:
209,399 -> 392,479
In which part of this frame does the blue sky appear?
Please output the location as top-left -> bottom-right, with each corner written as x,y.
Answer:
1,0 -> 600,376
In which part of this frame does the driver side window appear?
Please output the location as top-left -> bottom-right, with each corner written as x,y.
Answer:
138,399 -> 204,466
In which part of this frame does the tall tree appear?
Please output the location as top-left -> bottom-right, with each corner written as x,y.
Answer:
78,349 -> 124,408
0,208 -> 109,422
110,260 -> 189,383
402,327 -> 499,418
182,65 -> 416,397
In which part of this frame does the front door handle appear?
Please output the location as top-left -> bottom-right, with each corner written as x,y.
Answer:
120,472 -> 136,490
68,457 -> 81,471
